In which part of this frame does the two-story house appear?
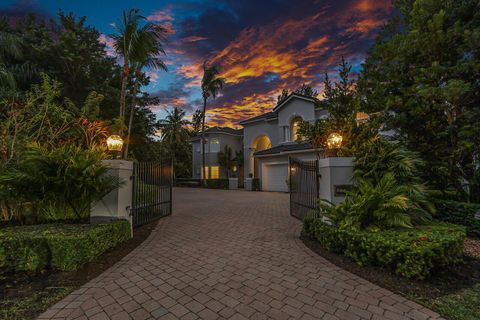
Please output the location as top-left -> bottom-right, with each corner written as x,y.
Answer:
191,127 -> 243,179
192,92 -> 328,192
240,93 -> 326,192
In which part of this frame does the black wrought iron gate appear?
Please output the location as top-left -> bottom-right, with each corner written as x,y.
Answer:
289,157 -> 319,220
131,161 -> 173,228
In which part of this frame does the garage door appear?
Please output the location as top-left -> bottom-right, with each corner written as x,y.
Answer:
262,163 -> 288,192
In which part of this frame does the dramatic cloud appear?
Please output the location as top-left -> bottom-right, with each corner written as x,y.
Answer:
164,0 -> 393,126
0,0 -> 394,127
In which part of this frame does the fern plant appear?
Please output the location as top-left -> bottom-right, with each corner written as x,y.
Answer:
0,144 -> 120,222
311,137 -> 434,230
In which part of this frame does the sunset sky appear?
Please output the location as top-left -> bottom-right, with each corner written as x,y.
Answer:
1,0 -> 393,128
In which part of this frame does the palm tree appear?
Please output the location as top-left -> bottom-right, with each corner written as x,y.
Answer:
124,39 -> 168,158
200,61 -> 225,183
112,9 -> 166,136
191,109 -> 204,134
158,107 -> 190,177
0,31 -> 22,90
218,145 -> 233,178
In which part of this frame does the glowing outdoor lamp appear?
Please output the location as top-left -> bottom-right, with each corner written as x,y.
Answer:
327,132 -> 343,157
107,135 -> 124,157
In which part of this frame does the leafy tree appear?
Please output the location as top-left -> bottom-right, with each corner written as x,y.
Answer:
277,89 -> 289,103
359,0 -> 480,202
295,83 -> 319,98
0,75 -> 77,167
298,59 -> 366,157
218,145 -> 234,178
200,61 -> 225,182
277,84 -> 318,104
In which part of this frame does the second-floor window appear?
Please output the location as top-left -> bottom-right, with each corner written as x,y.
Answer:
210,138 -> 220,153
290,117 -> 302,141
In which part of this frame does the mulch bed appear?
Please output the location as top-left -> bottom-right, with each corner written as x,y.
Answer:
301,236 -> 480,300
0,220 -> 159,320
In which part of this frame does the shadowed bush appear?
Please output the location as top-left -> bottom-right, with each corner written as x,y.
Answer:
0,220 -> 131,273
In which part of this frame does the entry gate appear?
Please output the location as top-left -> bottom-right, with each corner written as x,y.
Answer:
289,157 -> 319,220
131,161 -> 173,228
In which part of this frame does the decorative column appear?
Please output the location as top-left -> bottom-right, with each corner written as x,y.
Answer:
91,160 -> 133,235
318,157 -> 354,204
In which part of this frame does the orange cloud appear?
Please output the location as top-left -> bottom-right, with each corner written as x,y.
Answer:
209,13 -> 324,85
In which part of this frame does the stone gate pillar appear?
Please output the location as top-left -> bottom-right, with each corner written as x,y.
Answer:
318,157 -> 354,204
91,160 -> 133,235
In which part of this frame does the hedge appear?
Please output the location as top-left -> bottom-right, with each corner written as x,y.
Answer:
0,220 -> 131,273
433,199 -> 480,238
205,179 -> 229,189
303,218 -> 466,279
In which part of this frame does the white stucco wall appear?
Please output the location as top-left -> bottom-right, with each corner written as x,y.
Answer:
277,99 -> 316,127
243,120 -> 279,178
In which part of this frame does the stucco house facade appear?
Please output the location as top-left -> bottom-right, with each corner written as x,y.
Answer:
191,127 -> 243,179
192,93 -> 330,192
240,93 -> 327,192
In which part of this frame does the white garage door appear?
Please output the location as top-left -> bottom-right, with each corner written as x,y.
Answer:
262,163 -> 288,192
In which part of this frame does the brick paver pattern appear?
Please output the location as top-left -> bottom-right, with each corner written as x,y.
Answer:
39,188 -> 444,320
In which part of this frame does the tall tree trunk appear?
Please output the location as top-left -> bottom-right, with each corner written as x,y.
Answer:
124,72 -> 139,159
201,97 -> 207,185
119,63 -> 129,135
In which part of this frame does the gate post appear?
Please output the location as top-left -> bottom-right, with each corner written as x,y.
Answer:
91,160 -> 133,236
318,157 -> 354,204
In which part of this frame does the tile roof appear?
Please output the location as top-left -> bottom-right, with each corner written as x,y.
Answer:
254,142 -> 314,156
192,127 -> 243,140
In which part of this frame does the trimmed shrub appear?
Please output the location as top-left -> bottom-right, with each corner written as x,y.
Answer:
303,218 -> 466,279
433,199 -> 480,238
0,220 -> 131,273
252,178 -> 260,191
205,179 -> 229,189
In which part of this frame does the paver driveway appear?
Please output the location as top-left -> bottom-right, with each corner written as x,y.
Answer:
39,188 -> 443,320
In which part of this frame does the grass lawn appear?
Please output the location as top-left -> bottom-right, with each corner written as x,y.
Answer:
0,286 -> 74,320
419,284 -> 480,320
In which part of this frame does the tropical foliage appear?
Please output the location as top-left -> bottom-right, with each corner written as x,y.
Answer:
218,145 -> 234,178
297,58 -> 376,158
158,107 -> 192,178
0,144 -> 119,223
200,61 -> 225,181
111,8 -> 168,156
303,217 -> 465,279
358,0 -> 480,202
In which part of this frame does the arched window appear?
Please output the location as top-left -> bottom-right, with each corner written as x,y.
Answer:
290,117 -> 302,141
210,138 -> 220,153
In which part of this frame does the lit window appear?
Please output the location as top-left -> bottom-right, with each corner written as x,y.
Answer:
202,167 -> 209,179
210,166 -> 219,179
290,117 -> 302,141
210,138 -> 220,153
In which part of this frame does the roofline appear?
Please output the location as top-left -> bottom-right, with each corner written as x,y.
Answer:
273,93 -> 316,112
190,130 -> 243,141
240,93 -> 317,126
254,148 -> 316,158
239,114 -> 278,126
